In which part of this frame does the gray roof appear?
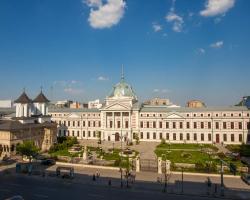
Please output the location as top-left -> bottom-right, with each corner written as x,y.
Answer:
0,120 -> 56,131
49,108 -> 100,113
14,92 -> 32,104
139,105 -> 249,112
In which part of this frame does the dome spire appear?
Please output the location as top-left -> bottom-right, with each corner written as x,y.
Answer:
121,64 -> 124,81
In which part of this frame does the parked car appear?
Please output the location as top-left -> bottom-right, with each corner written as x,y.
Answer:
241,173 -> 250,185
41,159 -> 55,166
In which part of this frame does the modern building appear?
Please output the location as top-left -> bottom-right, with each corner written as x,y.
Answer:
0,90 -> 57,158
50,73 -> 250,145
88,99 -> 103,109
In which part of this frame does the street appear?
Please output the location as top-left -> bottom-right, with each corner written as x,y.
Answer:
0,175 -> 228,200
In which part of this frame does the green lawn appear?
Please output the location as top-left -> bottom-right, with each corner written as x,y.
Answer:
157,143 -> 218,151
155,149 -> 212,164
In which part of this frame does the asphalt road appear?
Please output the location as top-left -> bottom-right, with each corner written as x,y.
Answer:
0,175 -> 222,200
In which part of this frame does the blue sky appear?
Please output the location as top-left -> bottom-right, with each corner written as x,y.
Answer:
0,0 -> 249,106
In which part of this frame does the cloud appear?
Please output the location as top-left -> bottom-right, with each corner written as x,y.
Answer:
165,0 -> 184,32
97,76 -> 109,81
153,88 -> 170,93
197,48 -> 206,54
85,0 -> 126,29
64,88 -> 84,95
152,23 -> 162,32
85,0 -> 102,7
210,41 -> 224,48
200,0 -> 235,17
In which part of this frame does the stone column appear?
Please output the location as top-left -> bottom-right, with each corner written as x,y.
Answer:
158,157 -> 162,174
165,160 -> 171,175
136,156 -> 140,172
82,146 -> 87,161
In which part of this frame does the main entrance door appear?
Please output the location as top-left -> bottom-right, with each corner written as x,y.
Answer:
115,133 -> 120,141
216,134 -> 220,143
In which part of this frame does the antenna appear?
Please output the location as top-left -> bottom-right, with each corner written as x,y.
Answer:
40,86 -> 43,92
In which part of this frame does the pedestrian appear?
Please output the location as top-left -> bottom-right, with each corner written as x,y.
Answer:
93,174 -> 96,181
108,179 -> 111,186
96,170 -> 100,178
214,184 -> 217,195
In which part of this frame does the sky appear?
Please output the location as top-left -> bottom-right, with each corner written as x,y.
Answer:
0,0 -> 250,106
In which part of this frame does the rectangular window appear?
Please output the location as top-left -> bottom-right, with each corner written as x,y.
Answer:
153,121 -> 156,128
223,122 -> 227,129
223,134 -> 227,142
117,121 -> 121,128
247,134 -> 250,142
201,134 -> 204,141
231,134 -> 234,142
239,134 -> 243,142
140,121 -> 143,128
201,122 -> 204,129
173,133 -> 176,140
110,121 -> 113,128
93,131 -> 96,137
166,133 -> 169,140
194,122 -> 197,129
166,122 -> 169,129
147,132 -> 150,139
239,122 -> 242,129
78,121 -> 80,127
72,131 -> 74,137
159,122 -> 162,129
180,122 -> 183,129
147,122 -> 149,128
77,131 -> 79,137
88,131 -> 91,137
88,121 -> 91,127
93,121 -> 96,127
186,122 -> 190,129
83,131 -> 85,137
186,133 -> 190,140
153,132 -> 156,139
180,133 -> 183,140
159,132 -> 162,139
83,121 -> 85,127
99,121 -> 101,127
64,130 -> 66,136
194,133 -> 197,141
73,121 -> 75,127
173,122 -> 176,129
125,121 -> 129,128
208,122 -> 211,129
68,121 -> 70,126
231,122 -> 234,129
140,132 -> 143,139
216,122 -> 219,129
208,134 -> 211,141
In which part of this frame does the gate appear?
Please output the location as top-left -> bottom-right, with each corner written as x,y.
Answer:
140,159 -> 157,172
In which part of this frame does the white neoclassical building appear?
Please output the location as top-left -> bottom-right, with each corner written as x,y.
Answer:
50,74 -> 250,145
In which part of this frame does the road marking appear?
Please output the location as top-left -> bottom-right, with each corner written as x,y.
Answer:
33,194 -> 49,199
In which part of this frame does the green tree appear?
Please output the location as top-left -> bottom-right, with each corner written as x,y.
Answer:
16,140 -> 39,162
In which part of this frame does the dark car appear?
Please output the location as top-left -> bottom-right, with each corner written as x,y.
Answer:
41,159 -> 55,166
241,173 -> 250,185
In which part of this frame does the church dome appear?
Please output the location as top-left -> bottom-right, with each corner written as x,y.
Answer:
109,77 -> 137,100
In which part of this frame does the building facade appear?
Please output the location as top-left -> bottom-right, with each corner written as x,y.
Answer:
50,75 -> 250,145
0,91 -> 57,158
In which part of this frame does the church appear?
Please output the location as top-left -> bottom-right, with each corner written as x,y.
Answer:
50,72 -> 250,145
0,90 -> 57,158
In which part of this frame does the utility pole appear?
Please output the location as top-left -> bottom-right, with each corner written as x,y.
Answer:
181,167 -> 184,193
220,160 -> 224,196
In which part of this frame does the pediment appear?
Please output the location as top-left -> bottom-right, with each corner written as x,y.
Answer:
103,102 -> 131,111
67,113 -> 81,118
166,112 -> 184,119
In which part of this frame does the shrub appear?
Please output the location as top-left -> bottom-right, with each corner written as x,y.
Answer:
161,139 -> 166,145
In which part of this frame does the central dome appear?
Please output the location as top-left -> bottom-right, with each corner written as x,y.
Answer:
109,77 -> 137,100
